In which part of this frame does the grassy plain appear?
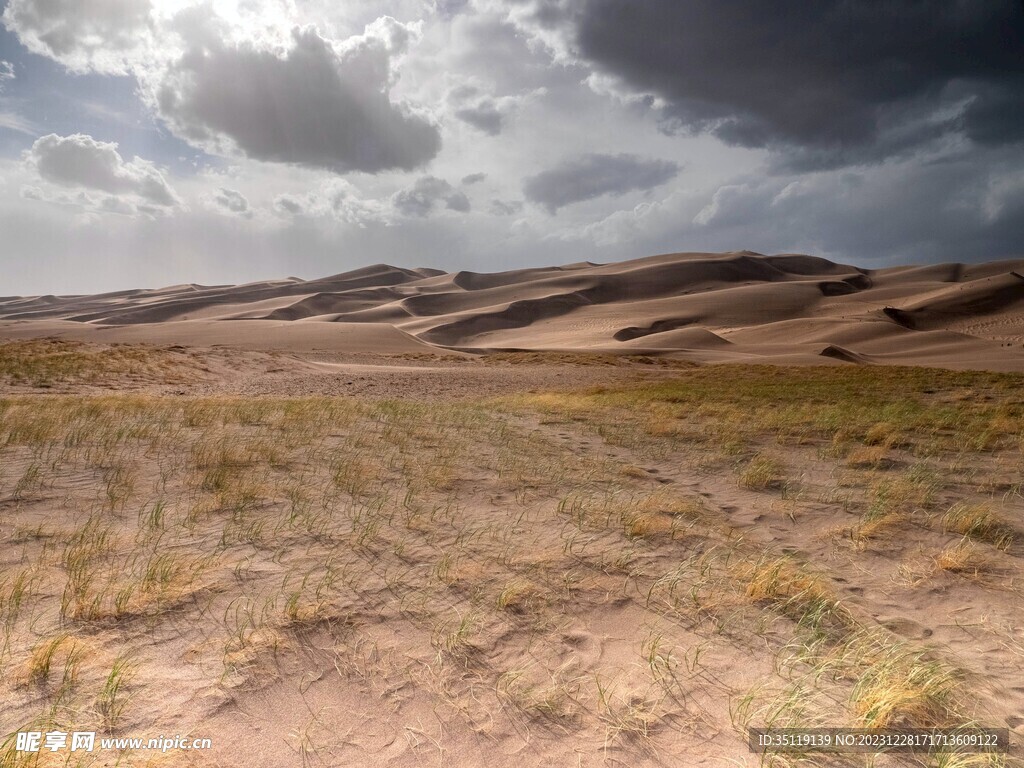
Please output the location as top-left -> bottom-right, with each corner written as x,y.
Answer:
1,342 -> 1022,766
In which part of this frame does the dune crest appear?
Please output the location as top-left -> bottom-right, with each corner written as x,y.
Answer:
2,251 -> 1023,370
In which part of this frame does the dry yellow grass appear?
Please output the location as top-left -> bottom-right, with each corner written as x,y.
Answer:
0,358 -> 1020,766
845,444 -> 890,469
934,541 -> 990,576
0,338 -> 205,388
847,635 -> 961,729
942,503 -> 1015,551
738,454 -> 785,490
863,420 -> 904,447
736,555 -> 851,635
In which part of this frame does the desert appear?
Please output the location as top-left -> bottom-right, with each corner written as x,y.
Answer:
2,0 -> 1023,765
1,250 -> 1023,767
1,251 -> 1023,373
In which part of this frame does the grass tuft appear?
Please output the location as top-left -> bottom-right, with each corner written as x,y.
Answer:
942,503 -> 1015,551
934,541 -> 990,577
738,454 -> 785,490
848,636 -> 961,729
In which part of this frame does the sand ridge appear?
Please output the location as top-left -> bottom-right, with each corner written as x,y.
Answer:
3,251 -> 1023,371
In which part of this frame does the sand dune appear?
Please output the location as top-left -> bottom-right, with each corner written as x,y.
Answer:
3,268 -> 1024,768
2,250 -> 1023,370
0,318 -> 448,355
882,271 -> 1024,331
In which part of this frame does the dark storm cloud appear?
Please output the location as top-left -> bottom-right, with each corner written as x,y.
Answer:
559,0 -> 1024,167
679,149 -> 1024,266
961,84 -> 1024,147
461,172 -> 486,185
523,153 -> 678,213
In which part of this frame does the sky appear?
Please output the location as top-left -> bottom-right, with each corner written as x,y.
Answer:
0,0 -> 1022,295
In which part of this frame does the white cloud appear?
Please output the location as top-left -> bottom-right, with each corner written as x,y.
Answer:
448,83 -> 506,135
0,60 -> 14,88
272,174 -> 472,224
273,178 -> 390,226
272,194 -> 305,216
2,0 -> 153,75
151,22 -> 440,173
24,133 -> 180,216
0,111 -> 36,135
21,184 -> 158,219
476,0 -> 578,63
293,0 -> 438,38
392,175 -> 470,216
205,187 -> 252,218
4,2 -> 441,174
692,184 -> 766,226
445,77 -> 549,137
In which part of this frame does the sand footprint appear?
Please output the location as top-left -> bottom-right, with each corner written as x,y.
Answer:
372,727 -> 410,764
559,630 -> 604,674
877,615 -> 933,640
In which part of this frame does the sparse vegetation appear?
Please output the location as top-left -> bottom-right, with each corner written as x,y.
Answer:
847,634 -> 962,729
96,655 -> 136,732
942,502 -> 1016,551
739,453 -> 785,490
934,540 -> 991,577
0,338 -> 205,388
0,356 -> 1021,766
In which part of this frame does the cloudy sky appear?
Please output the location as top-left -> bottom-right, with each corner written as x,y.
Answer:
1,0 -> 1022,294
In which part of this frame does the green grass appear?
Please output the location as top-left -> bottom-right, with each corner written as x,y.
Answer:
96,654 -> 136,732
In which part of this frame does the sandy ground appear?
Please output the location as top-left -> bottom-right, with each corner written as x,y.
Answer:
0,344 -> 688,399
1,345 -> 1023,767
